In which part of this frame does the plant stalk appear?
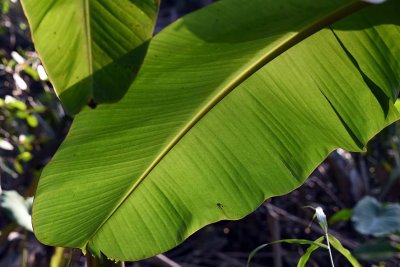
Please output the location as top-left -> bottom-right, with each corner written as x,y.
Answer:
325,232 -> 335,267
86,254 -> 124,267
22,230 -> 28,267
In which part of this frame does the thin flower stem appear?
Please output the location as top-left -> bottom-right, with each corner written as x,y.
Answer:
315,207 -> 335,267
325,228 -> 335,267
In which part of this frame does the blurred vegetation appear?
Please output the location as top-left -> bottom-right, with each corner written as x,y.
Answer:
0,0 -> 399,266
0,0 -> 72,266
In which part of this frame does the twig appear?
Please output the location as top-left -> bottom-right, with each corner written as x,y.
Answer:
327,156 -> 352,204
266,206 -> 283,267
215,252 -> 247,267
358,155 -> 370,195
264,203 -> 359,249
312,177 -> 345,208
148,254 -> 182,267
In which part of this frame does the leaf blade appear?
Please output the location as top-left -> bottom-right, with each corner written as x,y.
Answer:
32,0 -> 400,261
20,0 -> 159,113
328,234 -> 362,267
297,236 -> 326,267
247,238 -> 327,267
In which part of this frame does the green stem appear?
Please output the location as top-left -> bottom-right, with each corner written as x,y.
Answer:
86,254 -> 124,267
21,230 -> 28,267
325,233 -> 335,267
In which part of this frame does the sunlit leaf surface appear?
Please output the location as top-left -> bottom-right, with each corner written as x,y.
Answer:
21,0 -> 159,114
32,0 -> 400,261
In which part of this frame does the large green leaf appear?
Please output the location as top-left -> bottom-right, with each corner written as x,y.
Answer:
32,0 -> 400,261
20,0 -> 159,114
352,196 -> 400,236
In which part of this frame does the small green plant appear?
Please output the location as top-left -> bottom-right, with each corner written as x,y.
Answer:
248,207 -> 361,267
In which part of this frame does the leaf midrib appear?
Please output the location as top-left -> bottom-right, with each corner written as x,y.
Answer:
83,0 -> 367,250
83,0 -> 93,96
